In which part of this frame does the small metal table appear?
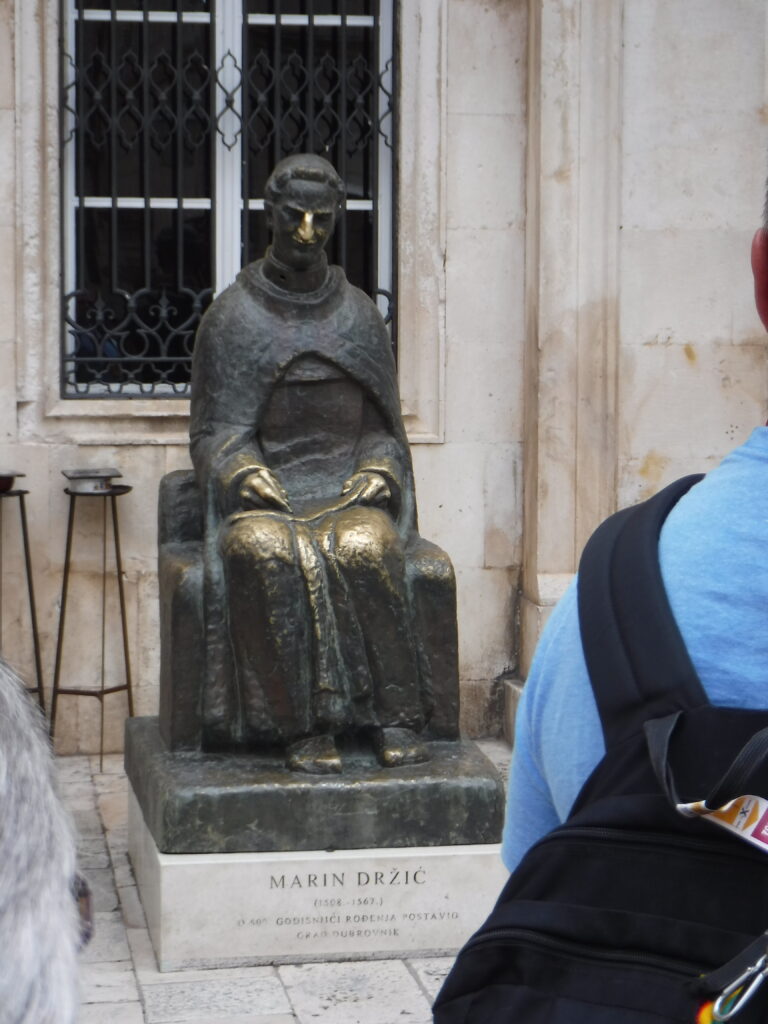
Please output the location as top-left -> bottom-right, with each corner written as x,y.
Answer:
50,479 -> 134,766
0,485 -> 45,709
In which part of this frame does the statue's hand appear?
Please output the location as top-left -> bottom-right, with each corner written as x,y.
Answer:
340,471 -> 391,508
239,469 -> 293,513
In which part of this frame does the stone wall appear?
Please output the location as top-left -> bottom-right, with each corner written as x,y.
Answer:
0,0 -> 765,753
0,0 -> 526,752
519,0 -> 768,690
618,1 -> 767,502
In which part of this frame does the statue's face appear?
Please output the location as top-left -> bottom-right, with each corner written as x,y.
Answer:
269,178 -> 338,269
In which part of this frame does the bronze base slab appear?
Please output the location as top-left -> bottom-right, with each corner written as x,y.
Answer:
125,716 -> 504,854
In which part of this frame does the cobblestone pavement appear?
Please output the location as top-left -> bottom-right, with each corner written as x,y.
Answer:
59,741 -> 510,1024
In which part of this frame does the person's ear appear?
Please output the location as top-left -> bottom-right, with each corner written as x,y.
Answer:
751,228 -> 768,331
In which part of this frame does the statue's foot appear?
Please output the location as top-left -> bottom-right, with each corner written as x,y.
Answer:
287,734 -> 342,775
373,727 -> 430,768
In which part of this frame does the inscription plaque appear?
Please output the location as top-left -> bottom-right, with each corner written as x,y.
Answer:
129,789 -> 508,971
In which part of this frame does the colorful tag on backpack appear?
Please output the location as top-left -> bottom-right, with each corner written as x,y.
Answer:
677,794 -> 768,852
696,1000 -> 715,1023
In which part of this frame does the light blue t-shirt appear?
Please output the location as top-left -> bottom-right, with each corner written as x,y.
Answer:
501,427 -> 768,871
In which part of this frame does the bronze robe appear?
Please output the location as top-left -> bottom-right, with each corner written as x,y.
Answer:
190,260 -> 431,748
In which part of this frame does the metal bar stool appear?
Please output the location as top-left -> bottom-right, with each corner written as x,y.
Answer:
50,469 -> 134,768
0,471 -> 45,709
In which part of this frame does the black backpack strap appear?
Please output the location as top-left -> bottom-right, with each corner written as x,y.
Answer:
577,474 -> 706,748
646,710 -> 768,808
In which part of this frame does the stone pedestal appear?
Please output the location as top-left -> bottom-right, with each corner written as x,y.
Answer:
128,787 -> 509,971
125,717 -> 506,970
125,717 -> 504,853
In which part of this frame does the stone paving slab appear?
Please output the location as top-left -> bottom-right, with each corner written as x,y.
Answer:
80,911 -> 132,965
77,836 -> 111,870
79,962 -> 141,1004
58,746 -> 508,1023
87,866 -> 120,912
407,958 -> 455,1002
279,960 -> 433,1023
141,973 -> 292,1022
79,1003 -> 145,1024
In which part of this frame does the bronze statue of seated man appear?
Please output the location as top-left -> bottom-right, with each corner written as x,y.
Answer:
188,153 -> 457,774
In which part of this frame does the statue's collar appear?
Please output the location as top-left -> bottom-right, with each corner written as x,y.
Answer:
257,249 -> 334,298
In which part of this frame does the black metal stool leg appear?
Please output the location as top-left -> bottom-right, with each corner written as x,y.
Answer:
50,494 -> 77,738
18,494 -> 45,711
110,493 -> 134,717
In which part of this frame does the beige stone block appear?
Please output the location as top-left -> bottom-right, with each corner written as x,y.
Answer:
0,224 -> 15,334
444,323 -> 523,444
135,570 -> 160,718
618,451 -> 729,511
411,442 -> 486,568
0,4 -> 11,110
620,229 -> 757,348
446,113 -> 524,231
444,225 -> 525,443
0,340 -> 15,439
164,445 -> 194,474
623,130 -> 763,234
618,338 -> 766,496
447,0 -> 527,117
622,0 -> 764,232
459,677 -> 503,739
455,564 -> 516,682
446,224 -> 525,346
0,110 -> 14,222
483,442 -> 522,569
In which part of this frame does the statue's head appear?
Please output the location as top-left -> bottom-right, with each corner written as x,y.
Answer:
264,154 -> 346,270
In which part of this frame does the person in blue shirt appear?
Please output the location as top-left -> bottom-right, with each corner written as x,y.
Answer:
501,209 -> 768,872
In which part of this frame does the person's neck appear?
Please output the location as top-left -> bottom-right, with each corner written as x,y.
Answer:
263,248 -> 329,294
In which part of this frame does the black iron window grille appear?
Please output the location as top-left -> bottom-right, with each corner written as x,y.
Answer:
60,1 -> 396,398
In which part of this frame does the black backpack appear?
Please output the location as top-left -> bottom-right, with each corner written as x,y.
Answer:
434,475 -> 768,1023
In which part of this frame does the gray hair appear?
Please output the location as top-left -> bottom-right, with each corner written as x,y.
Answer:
0,659 -> 80,1023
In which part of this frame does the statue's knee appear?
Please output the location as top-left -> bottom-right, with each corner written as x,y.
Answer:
334,508 -> 400,570
221,516 -> 294,566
